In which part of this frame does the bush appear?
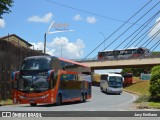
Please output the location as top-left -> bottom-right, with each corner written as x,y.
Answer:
149,65 -> 160,101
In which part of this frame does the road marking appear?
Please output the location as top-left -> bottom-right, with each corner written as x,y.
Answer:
106,91 -> 137,108
123,91 -> 137,104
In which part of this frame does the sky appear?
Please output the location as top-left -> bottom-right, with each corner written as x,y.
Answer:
0,0 -> 160,73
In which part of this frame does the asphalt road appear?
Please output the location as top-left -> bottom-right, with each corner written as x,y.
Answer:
0,86 -> 137,111
1,87 -> 160,119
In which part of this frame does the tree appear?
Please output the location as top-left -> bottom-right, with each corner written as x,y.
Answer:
121,68 -> 151,77
0,0 -> 14,18
149,65 -> 160,101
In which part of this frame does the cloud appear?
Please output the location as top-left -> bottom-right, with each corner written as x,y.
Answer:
148,17 -> 160,39
31,42 -> 44,51
86,16 -> 97,24
0,19 -> 5,28
73,14 -> 97,24
31,37 -> 85,59
27,12 -> 53,23
73,14 -> 82,21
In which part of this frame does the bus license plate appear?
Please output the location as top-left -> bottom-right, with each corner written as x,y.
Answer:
30,100 -> 35,103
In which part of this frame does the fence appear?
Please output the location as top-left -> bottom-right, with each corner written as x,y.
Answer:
0,40 -> 47,101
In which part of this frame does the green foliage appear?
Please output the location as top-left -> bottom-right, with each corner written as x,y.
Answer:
149,65 -> 160,101
151,51 -> 160,56
0,0 -> 14,18
121,68 -> 151,77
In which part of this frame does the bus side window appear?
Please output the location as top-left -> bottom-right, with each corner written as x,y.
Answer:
101,75 -> 108,81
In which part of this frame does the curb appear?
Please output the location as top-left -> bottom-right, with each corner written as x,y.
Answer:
123,89 -> 141,96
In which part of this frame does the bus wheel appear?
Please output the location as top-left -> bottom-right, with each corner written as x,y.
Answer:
80,93 -> 84,103
100,87 -> 103,91
30,103 -> 37,106
83,93 -> 86,102
106,89 -> 108,94
56,94 -> 62,106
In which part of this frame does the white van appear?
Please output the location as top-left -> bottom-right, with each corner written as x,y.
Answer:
100,73 -> 123,94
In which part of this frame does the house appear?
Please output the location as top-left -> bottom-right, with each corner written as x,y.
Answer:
0,34 -> 33,48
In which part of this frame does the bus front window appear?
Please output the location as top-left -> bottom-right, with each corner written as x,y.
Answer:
18,57 -> 52,93
108,76 -> 123,87
18,75 -> 49,92
21,58 -> 51,70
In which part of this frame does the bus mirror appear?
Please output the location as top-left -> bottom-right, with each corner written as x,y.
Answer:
47,70 -> 54,81
12,71 -> 19,89
12,71 -> 19,81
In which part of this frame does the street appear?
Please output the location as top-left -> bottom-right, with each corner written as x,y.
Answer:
0,86 -> 136,111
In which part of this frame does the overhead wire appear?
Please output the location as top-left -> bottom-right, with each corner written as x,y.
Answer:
114,10 -> 160,50
124,11 -> 160,49
133,20 -> 160,47
45,0 -> 152,26
143,30 -> 160,47
138,28 -> 160,48
80,0 -> 153,60
44,0 -> 160,60
151,40 -> 160,51
92,0 -> 160,60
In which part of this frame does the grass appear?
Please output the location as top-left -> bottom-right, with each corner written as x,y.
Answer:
124,79 -> 150,95
132,77 -> 141,83
0,99 -> 13,106
124,77 -> 160,109
149,102 -> 160,109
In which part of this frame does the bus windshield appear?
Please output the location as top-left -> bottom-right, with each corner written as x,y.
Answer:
21,58 -> 51,70
19,57 -> 52,93
18,75 -> 49,93
108,76 -> 123,87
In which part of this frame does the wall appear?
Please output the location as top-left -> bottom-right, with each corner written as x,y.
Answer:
0,40 -> 46,100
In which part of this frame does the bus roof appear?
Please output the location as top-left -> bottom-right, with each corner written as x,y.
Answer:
59,57 -> 89,68
101,73 -> 122,77
24,56 -> 89,68
101,47 -> 149,52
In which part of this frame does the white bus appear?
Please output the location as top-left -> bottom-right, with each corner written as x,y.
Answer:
100,73 -> 123,94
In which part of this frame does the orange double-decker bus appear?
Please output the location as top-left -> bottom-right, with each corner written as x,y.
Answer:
12,56 -> 91,106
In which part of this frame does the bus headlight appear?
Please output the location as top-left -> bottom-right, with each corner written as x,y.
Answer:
19,95 -> 26,99
40,94 -> 49,99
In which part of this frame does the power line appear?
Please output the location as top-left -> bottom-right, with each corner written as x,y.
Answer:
81,0 -> 153,60
92,0 -> 160,60
45,0 -> 151,25
114,10 -> 160,50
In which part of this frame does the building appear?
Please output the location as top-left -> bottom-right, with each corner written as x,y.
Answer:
0,34 -> 33,48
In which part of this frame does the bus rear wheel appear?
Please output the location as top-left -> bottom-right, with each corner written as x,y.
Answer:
80,94 -> 84,102
56,94 -> 62,106
81,93 -> 86,103
30,103 -> 37,106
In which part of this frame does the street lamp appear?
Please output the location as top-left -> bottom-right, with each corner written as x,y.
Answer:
44,21 -> 74,54
99,32 -> 106,50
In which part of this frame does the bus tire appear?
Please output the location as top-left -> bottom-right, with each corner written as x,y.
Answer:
30,103 -> 37,106
84,93 -> 87,102
100,87 -> 103,91
56,94 -> 62,106
80,93 -> 84,103
106,89 -> 108,94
